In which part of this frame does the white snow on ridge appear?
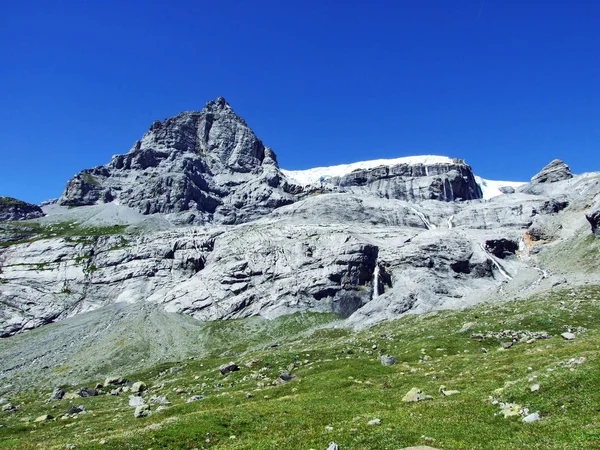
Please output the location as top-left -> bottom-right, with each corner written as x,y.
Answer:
281,155 -> 454,186
475,176 -> 526,200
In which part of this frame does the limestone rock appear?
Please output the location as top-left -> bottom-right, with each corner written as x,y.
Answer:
0,197 -> 44,222
402,388 -> 433,402
380,354 -> 398,366
131,381 -> 146,393
128,395 -> 145,407
522,412 -> 541,423
531,159 -> 572,184
48,387 -> 64,401
34,414 -> 53,422
561,332 -> 576,340
219,362 -> 240,375
586,209 -> 600,237
186,395 -> 204,403
134,404 -> 151,418
58,97 -> 295,225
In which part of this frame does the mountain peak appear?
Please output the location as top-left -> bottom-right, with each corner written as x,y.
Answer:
202,96 -> 232,113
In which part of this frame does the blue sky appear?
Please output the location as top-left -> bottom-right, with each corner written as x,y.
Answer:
1,0 -> 599,204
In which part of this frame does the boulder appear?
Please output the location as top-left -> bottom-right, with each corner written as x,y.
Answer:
531,159 -> 572,184
380,354 -> 398,366
34,414 -> 53,422
130,381 -> 146,393
402,388 -> 433,403
186,395 -> 204,403
586,209 -> 600,237
561,332 -> 576,340
128,395 -> 146,407
219,362 -> 240,375
0,197 -> 44,222
104,377 -> 124,386
48,387 -> 64,401
134,404 -> 151,418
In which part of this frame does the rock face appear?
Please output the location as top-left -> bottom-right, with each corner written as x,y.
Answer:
328,160 -> 482,202
0,197 -> 44,222
531,159 -> 572,184
586,209 -> 600,237
1,97 -> 600,342
59,97 -> 295,225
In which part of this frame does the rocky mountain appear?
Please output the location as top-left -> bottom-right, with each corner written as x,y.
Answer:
1,98 -> 600,340
59,97 -> 295,225
58,98 -> 484,225
0,197 -> 44,222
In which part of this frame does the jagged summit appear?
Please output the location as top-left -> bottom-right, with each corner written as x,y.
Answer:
57,98 -> 489,223
59,97 -> 293,224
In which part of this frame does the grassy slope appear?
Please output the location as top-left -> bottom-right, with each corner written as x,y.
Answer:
1,286 -> 599,449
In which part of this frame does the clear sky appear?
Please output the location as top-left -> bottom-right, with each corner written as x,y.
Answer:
1,0 -> 599,204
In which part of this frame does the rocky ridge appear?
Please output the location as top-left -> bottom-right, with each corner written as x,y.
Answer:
1,98 -> 600,339
0,197 -> 44,222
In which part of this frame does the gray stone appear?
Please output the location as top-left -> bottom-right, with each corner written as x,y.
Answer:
522,412 -> 541,423
380,354 -> 398,366
219,362 -> 240,375
367,418 -> 381,426
402,388 -> 433,403
561,332 -> 577,340
586,209 -> 600,237
0,197 -> 44,222
130,381 -> 146,393
128,395 -> 146,407
326,443 -> 339,450
34,414 -> 53,422
150,395 -> 171,405
48,387 -> 64,401
2,403 -> 16,412
530,159 -> 572,184
186,395 -> 204,403
134,404 -> 151,418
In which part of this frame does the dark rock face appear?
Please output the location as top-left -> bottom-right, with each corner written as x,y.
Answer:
327,161 -> 482,202
531,159 -> 572,184
0,197 -> 44,222
485,239 -> 518,259
586,209 -> 600,237
59,97 -> 295,224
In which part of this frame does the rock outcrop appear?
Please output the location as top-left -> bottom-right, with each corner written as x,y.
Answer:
531,159 -> 572,184
328,160 -> 482,202
0,197 -> 44,222
59,97 -> 295,225
586,209 -> 600,237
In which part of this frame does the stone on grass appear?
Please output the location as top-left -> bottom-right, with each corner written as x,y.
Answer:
187,395 -> 204,403
131,381 -> 147,393
128,395 -> 146,407
2,403 -> 17,412
150,395 -> 171,405
380,354 -> 398,366
439,386 -> 460,396
219,362 -> 240,375
65,406 -> 85,415
34,414 -> 53,422
499,403 -> 523,418
530,384 -> 540,392
48,387 -> 64,401
522,412 -> 541,423
134,404 -> 151,418
368,418 -> 381,426
561,332 -> 576,340
402,388 -> 433,403
327,443 -> 339,450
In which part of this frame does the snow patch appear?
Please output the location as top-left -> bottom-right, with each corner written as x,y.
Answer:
475,176 -> 526,200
